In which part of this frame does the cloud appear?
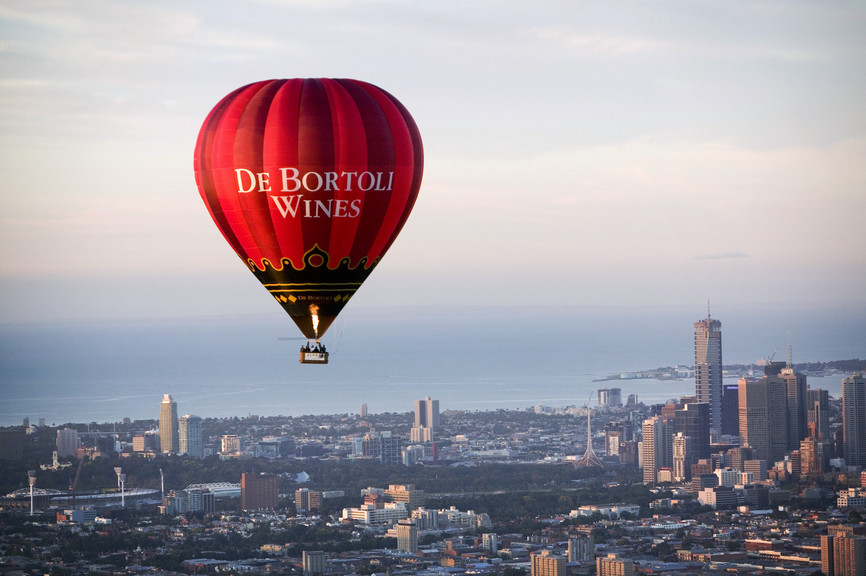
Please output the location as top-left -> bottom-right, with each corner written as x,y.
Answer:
695,252 -> 749,261
527,26 -> 659,54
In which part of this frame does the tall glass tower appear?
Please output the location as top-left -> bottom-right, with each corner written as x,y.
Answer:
179,414 -> 203,458
842,374 -> 866,468
694,314 -> 722,439
159,394 -> 179,454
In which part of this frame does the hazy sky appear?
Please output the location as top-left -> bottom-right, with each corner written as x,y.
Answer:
1,0 -> 864,324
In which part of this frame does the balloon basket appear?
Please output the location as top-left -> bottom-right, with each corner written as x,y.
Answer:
300,341 -> 329,364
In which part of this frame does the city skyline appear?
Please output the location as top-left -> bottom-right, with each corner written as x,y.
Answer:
1,2 -> 865,326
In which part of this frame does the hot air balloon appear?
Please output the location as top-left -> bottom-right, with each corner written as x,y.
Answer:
194,79 -> 423,363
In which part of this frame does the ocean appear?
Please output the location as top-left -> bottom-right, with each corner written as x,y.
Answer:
1,302 -> 864,427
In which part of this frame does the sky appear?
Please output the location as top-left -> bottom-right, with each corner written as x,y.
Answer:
1,0 -> 865,325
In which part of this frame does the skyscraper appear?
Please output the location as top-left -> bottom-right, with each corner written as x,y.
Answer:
414,396 -> 440,430
842,374 -> 866,468
780,367 -> 808,451
673,399 -> 710,459
641,415 -> 670,485
738,377 -> 788,465
720,381 -> 739,437
807,388 -> 831,441
694,314 -> 723,438
178,414 -> 203,458
159,394 -> 179,454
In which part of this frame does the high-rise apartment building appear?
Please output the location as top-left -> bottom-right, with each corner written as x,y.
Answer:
362,431 -> 402,465
482,533 -> 499,555
241,472 -> 278,510
56,428 -> 79,458
842,374 -> 866,468
567,535 -> 593,562
822,530 -> 866,576
531,550 -> 566,576
604,420 -> 633,462
414,396 -> 440,430
178,414 -> 203,458
159,394 -> 179,454
672,433 -> 694,483
738,377 -> 788,466
598,388 -> 622,408
597,553 -> 635,576
295,487 -> 323,512
694,315 -> 723,438
221,434 -> 241,454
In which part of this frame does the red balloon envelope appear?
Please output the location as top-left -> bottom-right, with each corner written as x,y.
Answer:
194,79 -> 423,340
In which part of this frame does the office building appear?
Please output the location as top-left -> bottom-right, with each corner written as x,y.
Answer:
673,399 -> 710,459
531,550 -> 565,576
720,381 -> 740,437
597,554 -> 635,576
385,484 -> 426,510
743,459 -> 767,481
807,388 -> 831,441
604,420 -> 632,461
178,414 -> 203,458
738,377 -> 788,465
414,396 -> 440,430
697,485 -> 737,509
641,415 -> 670,485
694,314 -> 723,438
302,550 -> 325,575
780,367 -> 808,451
725,445 -> 754,472
396,519 -> 418,553
842,374 -> 866,468
240,472 -> 278,510
799,437 -> 826,480
159,394 -> 179,454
